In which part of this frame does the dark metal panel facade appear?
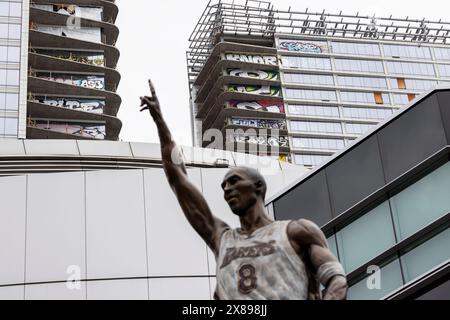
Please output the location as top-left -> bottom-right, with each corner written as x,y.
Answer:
378,95 -> 448,183
437,91 -> 450,145
273,171 -> 333,226
416,280 -> 450,300
325,135 -> 385,217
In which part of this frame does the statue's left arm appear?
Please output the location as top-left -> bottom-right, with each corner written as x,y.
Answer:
288,219 -> 348,300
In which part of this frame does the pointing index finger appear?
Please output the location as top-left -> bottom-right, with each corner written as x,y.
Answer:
148,79 -> 157,98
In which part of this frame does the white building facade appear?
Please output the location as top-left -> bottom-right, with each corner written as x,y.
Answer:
0,139 -> 308,300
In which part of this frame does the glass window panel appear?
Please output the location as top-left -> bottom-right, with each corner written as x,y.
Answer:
437,64 -> 450,78
9,3 -> 22,17
390,161 -> 450,241
343,107 -> 392,120
294,154 -> 330,167
332,42 -> 380,56
347,258 -> 404,300
0,69 -> 6,85
345,123 -> 376,135
386,61 -> 435,76
0,3 -> 8,16
5,93 -> 18,110
284,73 -> 334,85
0,93 -> 5,109
341,91 -> 389,104
292,137 -> 345,150
288,104 -> 339,117
434,47 -> 450,61
4,118 -> 17,135
390,78 -> 437,90
7,69 -> 19,85
392,94 -> 410,105
8,24 -> 20,39
0,46 -> 6,61
7,46 -> 20,62
336,201 -> 396,273
384,44 -> 431,59
0,117 -> 4,134
335,59 -> 384,73
285,88 -> 337,101
401,227 -> 450,283
337,76 -> 387,89
0,24 -> 7,38
291,120 -> 342,133
282,56 -> 332,70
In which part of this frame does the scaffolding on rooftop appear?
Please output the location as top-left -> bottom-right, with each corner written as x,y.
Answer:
186,0 -> 450,92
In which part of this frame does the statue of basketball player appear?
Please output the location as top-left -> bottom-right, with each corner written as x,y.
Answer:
140,81 -> 348,300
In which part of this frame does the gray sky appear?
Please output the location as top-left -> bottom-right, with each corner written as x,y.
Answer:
116,0 -> 449,146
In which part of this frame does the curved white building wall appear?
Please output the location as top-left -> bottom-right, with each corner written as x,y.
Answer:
0,140 -> 308,300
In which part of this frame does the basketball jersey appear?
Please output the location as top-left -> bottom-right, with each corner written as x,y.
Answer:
215,220 -> 309,300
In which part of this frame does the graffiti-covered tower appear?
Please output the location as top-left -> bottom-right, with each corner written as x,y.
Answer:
26,0 -> 121,140
187,0 -> 450,166
187,0 -> 287,160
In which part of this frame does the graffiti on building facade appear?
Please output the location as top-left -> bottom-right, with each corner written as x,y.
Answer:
36,73 -> 105,90
230,118 -> 287,130
33,96 -> 105,114
227,85 -> 281,97
225,54 -> 278,66
34,120 -> 106,139
228,100 -> 285,113
228,69 -> 279,80
72,77 -> 105,90
233,135 -> 289,147
278,40 -> 328,53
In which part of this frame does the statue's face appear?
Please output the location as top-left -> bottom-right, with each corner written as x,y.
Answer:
221,168 -> 259,216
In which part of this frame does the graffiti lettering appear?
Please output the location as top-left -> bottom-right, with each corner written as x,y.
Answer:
228,100 -> 285,113
73,78 -> 104,90
228,69 -> 279,80
234,135 -> 289,147
227,85 -> 281,97
36,73 -> 105,90
34,96 -> 105,114
34,120 -> 106,139
230,118 -> 287,130
279,40 -> 327,53
225,54 -> 278,66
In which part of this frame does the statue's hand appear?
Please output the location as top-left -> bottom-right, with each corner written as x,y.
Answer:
139,80 -> 162,120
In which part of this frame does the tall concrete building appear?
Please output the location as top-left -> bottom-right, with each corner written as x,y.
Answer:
187,0 -> 450,167
0,0 -> 121,141
0,0 -> 27,139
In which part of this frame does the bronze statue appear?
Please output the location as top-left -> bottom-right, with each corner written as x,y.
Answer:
140,81 -> 348,300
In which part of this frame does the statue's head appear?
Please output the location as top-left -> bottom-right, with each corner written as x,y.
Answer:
221,167 -> 267,217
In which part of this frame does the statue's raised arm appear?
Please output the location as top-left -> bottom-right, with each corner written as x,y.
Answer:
140,80 -> 230,256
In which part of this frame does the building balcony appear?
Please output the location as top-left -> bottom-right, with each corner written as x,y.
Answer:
30,0 -> 119,25
28,76 -> 121,116
27,100 -> 121,140
30,7 -> 119,46
28,52 -> 120,92
29,30 -> 120,69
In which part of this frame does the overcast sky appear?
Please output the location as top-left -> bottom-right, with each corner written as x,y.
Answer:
115,0 -> 449,146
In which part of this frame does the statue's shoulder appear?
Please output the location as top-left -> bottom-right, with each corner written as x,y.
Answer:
286,219 -> 322,243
